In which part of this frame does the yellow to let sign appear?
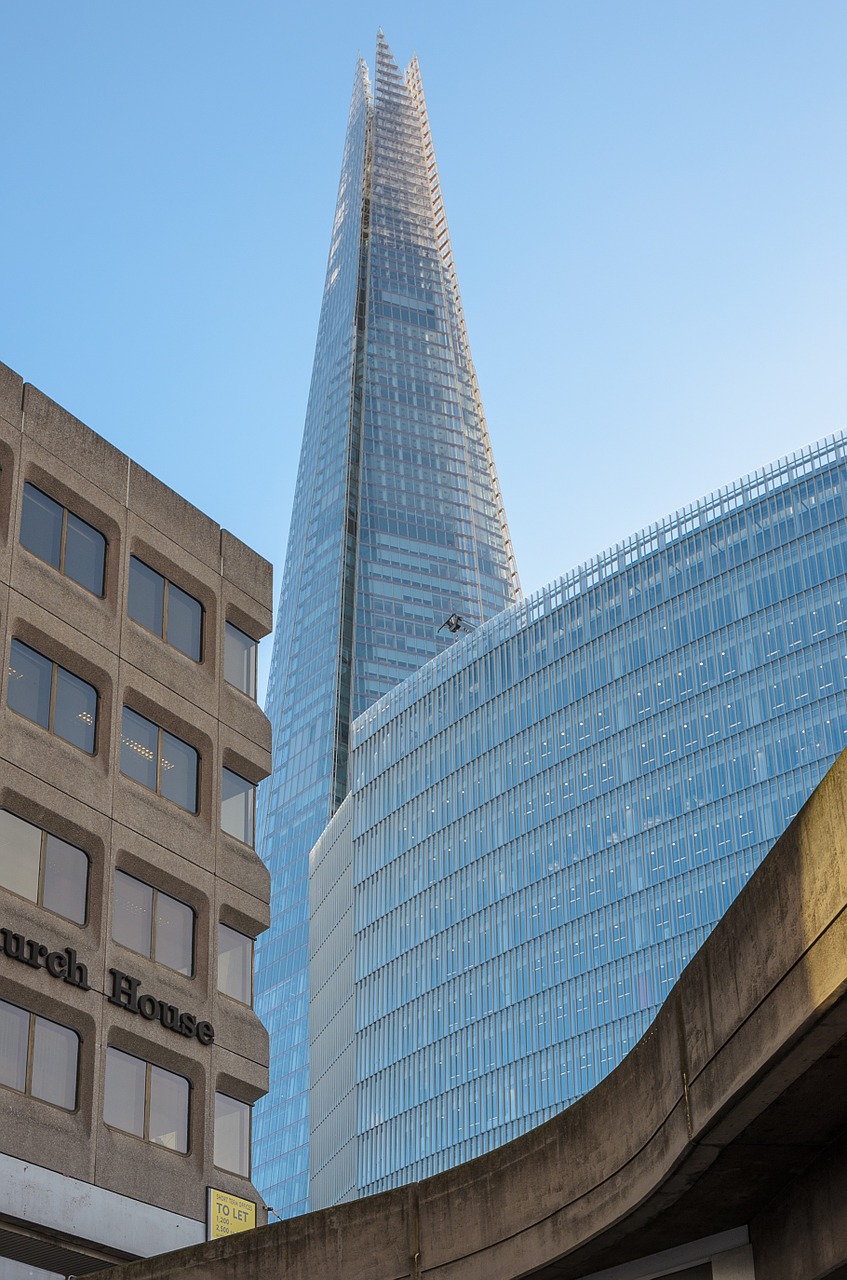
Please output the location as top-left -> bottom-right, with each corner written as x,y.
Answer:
207,1187 -> 257,1239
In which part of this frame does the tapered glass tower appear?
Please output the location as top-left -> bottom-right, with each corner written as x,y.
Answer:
253,34 -> 520,1217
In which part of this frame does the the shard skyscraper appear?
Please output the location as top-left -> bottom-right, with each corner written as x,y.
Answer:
253,34 -> 521,1217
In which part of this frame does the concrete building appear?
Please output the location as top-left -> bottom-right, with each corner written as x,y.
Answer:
0,360 -> 272,1276
103,742 -> 847,1280
308,431 -> 847,1204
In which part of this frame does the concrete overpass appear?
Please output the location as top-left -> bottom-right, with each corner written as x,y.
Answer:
111,748 -> 847,1280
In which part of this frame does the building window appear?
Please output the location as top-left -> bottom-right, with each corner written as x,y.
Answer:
221,769 -> 255,846
224,623 -> 257,699
19,483 -> 106,596
120,707 -> 198,813
0,810 -> 88,925
214,1092 -> 250,1175
0,1000 -> 79,1111
112,870 -> 194,975
128,557 -> 203,661
218,924 -> 253,1005
7,639 -> 97,754
104,1047 -> 189,1152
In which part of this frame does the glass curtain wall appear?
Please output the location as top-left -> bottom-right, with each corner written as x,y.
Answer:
255,34 -> 519,1217
309,434 -> 847,1202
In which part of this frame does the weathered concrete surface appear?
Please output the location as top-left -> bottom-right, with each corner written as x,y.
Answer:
109,747 -> 847,1280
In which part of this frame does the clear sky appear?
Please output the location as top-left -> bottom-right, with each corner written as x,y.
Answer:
2,2 -> 846,697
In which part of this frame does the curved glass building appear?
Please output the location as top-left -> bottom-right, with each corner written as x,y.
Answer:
255,35 -> 520,1216
310,433 -> 847,1204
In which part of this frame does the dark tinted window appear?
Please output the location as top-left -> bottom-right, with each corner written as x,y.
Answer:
20,483 -> 106,595
120,707 -> 198,813
224,623 -> 257,699
7,639 -> 97,753
128,557 -> 202,661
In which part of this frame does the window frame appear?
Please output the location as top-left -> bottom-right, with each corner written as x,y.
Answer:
119,706 -> 199,814
111,868 -> 195,976
0,999 -> 80,1112
7,638 -> 98,754
0,809 -> 89,925
127,555 -> 204,662
19,481 -> 107,597
103,1046 -> 190,1153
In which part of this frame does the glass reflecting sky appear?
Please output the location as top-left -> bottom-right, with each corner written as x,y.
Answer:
310,434 -> 847,1202
254,34 -> 518,1217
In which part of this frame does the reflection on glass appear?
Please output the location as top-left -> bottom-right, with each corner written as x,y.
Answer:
128,556 -> 202,661
7,640 -> 51,728
0,1003 -> 78,1110
31,1017 -> 78,1109
65,512 -> 106,595
120,707 -> 158,790
0,1000 -> 29,1093
154,891 -> 194,975
160,731 -> 198,813
20,484 -> 105,595
221,769 -> 255,846
215,1092 -> 249,1174
120,708 -> 198,814
167,583 -> 202,661
112,870 -> 194,975
42,834 -> 89,925
149,1064 -> 189,1152
224,623 -> 257,698
20,484 -> 62,568
53,666 -> 97,753
218,924 -> 253,1005
104,1047 -> 146,1138
128,557 -> 165,637
112,870 -> 153,957
0,810 -> 41,903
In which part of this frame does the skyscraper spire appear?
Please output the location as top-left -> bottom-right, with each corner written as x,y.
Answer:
253,35 -> 520,1217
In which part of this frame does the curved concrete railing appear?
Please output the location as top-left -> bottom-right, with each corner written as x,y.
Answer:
112,749 -> 847,1280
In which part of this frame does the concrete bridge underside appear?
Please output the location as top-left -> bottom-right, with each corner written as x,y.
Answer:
112,749 -> 847,1280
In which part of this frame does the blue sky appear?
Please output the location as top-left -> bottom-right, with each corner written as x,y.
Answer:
2,2 -> 846,696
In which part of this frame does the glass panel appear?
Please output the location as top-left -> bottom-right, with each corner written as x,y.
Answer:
154,891 -> 194,975
104,1047 -> 146,1137
64,512 -> 106,596
112,869 -> 153,957
0,1000 -> 29,1092
149,1064 -> 189,1152
53,666 -> 97,753
224,623 -> 257,698
7,640 -> 52,728
42,834 -> 88,924
0,810 -> 41,903
218,924 -> 253,1004
20,483 -> 62,568
128,557 -> 165,637
31,1017 -> 78,1110
166,583 -> 202,661
120,707 -> 158,791
221,769 -> 255,845
215,1092 -> 250,1175
159,731 -> 198,812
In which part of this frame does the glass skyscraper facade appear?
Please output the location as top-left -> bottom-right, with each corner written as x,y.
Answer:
255,34 -> 519,1216
310,434 -> 847,1204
